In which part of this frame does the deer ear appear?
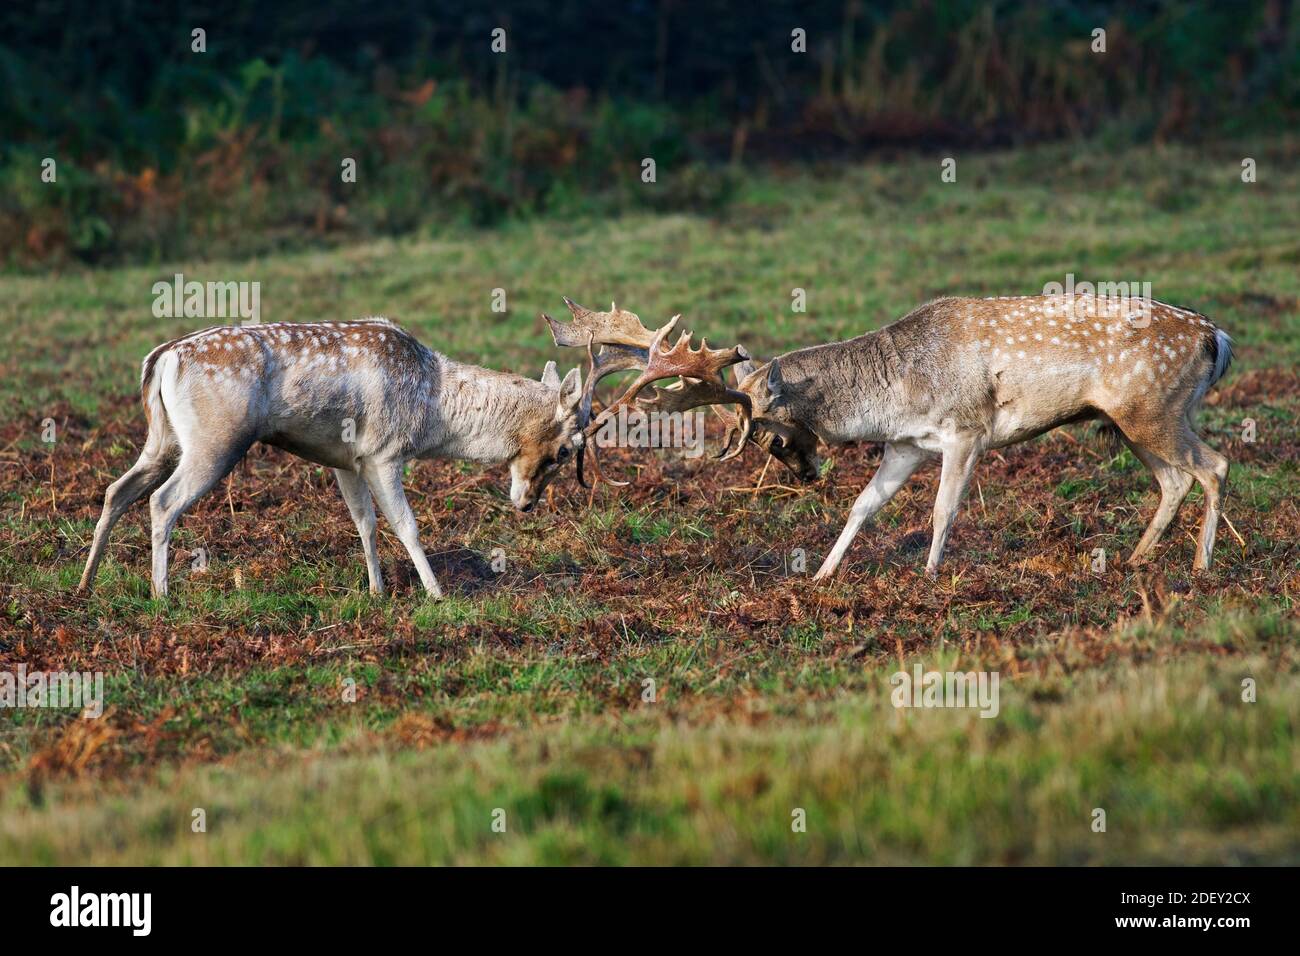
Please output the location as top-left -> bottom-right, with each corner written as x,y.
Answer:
540,360 -> 560,388
766,359 -> 785,400
734,351 -> 758,385
555,367 -> 582,418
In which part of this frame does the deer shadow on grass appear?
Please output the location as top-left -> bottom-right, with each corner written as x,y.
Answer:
385,547 -> 577,596
376,548 -> 493,596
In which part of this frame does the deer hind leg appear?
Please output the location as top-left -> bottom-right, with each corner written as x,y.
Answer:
334,468 -> 384,596
813,442 -> 928,580
149,442 -> 250,598
1171,427 -> 1230,571
360,458 -> 443,598
1121,440 -> 1194,566
1115,417 -> 1229,571
925,435 -> 982,577
77,448 -> 176,592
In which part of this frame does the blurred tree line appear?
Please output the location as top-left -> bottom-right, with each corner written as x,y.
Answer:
2,0 -> 1295,265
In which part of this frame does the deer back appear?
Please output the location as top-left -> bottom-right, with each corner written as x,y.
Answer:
149,319 -> 564,468
750,296 -> 1227,450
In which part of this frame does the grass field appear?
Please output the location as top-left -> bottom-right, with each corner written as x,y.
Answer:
1,139 -> 1298,864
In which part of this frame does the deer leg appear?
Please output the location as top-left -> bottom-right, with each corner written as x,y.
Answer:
149,445 -> 248,598
334,468 -> 384,595
925,437 -> 982,577
1122,419 -> 1230,571
361,458 -> 444,598
813,442 -> 928,580
1121,441 -> 1194,565
1170,429 -> 1229,571
77,450 -> 175,592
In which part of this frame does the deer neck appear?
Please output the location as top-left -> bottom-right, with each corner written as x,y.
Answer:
428,356 -> 555,463
777,328 -> 915,445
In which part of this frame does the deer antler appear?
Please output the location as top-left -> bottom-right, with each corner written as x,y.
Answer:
544,299 -> 679,427
545,297 -> 663,349
543,299 -> 672,487
642,360 -> 794,464
543,299 -> 752,485
719,413 -> 778,461
634,373 -> 753,462
589,326 -> 748,425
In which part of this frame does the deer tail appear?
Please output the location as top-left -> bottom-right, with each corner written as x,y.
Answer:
1191,327 -> 1233,409
139,343 -> 178,452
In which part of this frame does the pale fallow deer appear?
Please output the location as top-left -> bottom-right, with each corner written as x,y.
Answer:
77,318 -> 588,598
722,294 -> 1233,578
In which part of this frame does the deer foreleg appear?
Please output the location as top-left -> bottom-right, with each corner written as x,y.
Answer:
335,468 -> 384,595
813,442 -> 928,580
362,458 -> 443,598
925,436 -> 982,577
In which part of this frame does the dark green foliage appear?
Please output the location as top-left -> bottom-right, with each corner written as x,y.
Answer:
1,1 -> 1296,263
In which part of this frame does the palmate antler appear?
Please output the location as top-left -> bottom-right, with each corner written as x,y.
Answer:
639,374 -> 758,460
543,298 -> 677,429
589,324 -> 752,437
542,298 -> 752,487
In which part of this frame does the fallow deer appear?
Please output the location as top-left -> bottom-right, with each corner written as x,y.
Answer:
724,294 -> 1233,577
77,318 -> 587,598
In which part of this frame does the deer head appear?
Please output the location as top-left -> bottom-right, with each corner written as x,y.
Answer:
508,361 -> 585,511
729,356 -> 822,482
542,297 -> 753,486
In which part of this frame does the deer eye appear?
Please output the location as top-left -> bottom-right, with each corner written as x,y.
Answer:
556,446 -> 572,463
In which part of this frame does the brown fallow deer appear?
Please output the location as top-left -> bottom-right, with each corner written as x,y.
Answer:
720,294 -> 1234,578
77,318 -> 589,599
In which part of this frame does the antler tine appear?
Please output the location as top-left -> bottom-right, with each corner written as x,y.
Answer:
719,415 -> 770,459
653,327 -> 748,377
716,398 -> 753,461
713,363 -> 766,462
581,437 -> 629,489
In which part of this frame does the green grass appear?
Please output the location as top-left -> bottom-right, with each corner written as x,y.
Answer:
1,136 -> 1298,864
5,139 -> 1300,416
4,643 -> 1296,865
